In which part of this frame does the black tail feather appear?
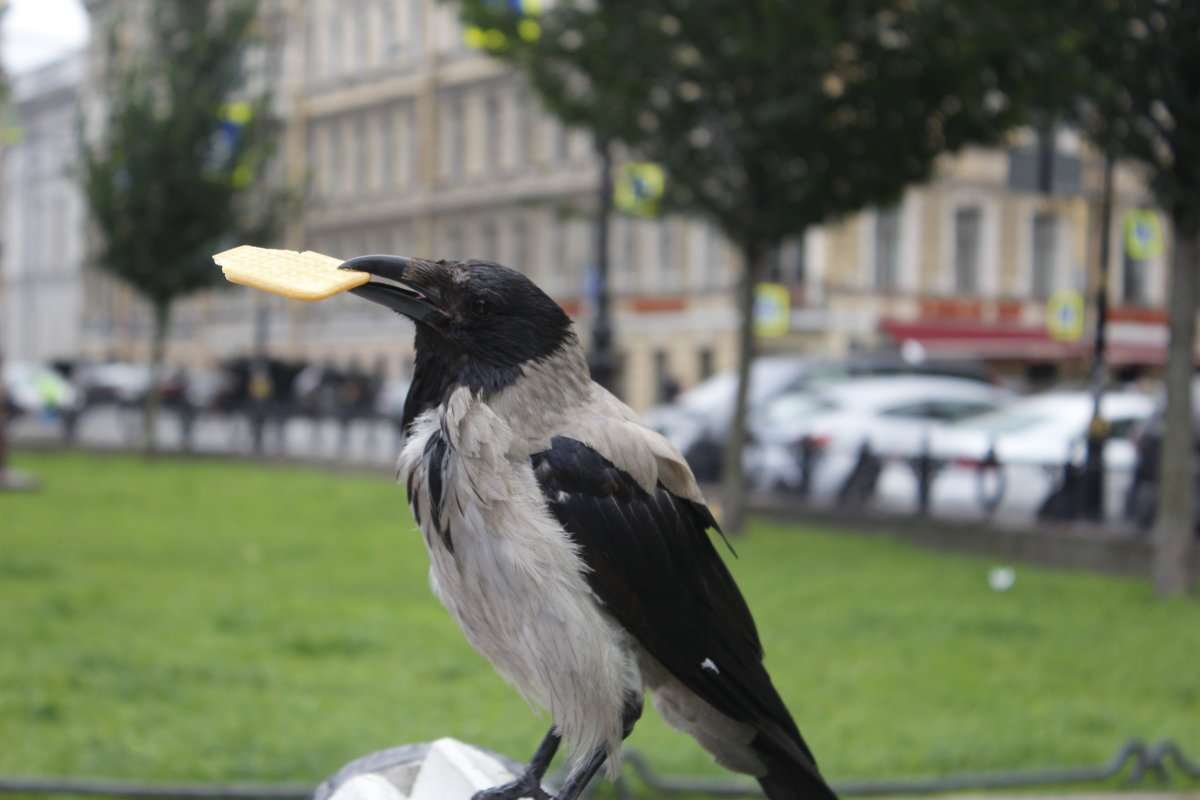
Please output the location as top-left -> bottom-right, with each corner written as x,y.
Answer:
754,736 -> 839,800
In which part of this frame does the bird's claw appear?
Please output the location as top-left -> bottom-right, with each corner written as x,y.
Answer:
471,776 -> 555,800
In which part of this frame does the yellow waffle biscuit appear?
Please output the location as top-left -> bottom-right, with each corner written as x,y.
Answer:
213,245 -> 370,301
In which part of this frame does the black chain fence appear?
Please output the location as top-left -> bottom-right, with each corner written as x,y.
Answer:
2,738 -> 1197,800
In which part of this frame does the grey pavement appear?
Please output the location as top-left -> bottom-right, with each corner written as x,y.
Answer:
7,405 -> 405,470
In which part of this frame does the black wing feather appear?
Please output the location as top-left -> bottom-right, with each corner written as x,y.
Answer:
530,436 -> 821,773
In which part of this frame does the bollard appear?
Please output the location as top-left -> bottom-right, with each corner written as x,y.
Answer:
792,434 -> 825,499
907,436 -> 944,517
974,441 -> 1006,518
837,441 -> 881,508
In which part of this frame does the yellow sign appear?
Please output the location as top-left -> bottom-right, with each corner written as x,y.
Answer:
754,283 -> 791,338
1047,289 -> 1085,342
1124,209 -> 1163,261
463,0 -> 541,51
614,162 -> 665,217
219,102 -> 254,126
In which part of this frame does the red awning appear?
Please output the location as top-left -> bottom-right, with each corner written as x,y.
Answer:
880,318 -> 1168,365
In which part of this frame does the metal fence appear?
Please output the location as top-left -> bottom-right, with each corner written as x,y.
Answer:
3,738 -> 1197,799
756,433 -> 1140,526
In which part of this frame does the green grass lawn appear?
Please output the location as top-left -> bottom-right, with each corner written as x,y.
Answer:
2,451 -> 1197,794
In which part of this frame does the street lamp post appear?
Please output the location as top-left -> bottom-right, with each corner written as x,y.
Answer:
1082,153 -> 1116,521
588,140 -> 619,392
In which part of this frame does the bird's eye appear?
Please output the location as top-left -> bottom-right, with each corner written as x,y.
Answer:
472,297 -> 495,316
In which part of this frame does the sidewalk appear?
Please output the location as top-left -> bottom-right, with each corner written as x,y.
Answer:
6,405 -> 403,470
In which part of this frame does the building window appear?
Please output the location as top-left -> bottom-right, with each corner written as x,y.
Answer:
766,245 -> 784,283
379,110 -> 393,191
953,205 -> 982,295
702,223 -> 719,289
621,217 -> 638,291
551,217 -> 567,292
484,91 -> 500,170
514,89 -> 531,168
329,122 -> 343,197
790,234 -> 807,287
355,116 -> 368,191
1030,211 -> 1057,300
874,207 -> 900,289
306,128 -> 319,200
306,12 -> 320,81
481,221 -> 498,259
329,15 -> 343,76
354,1 -> 369,71
554,120 -> 568,164
447,96 -> 464,180
698,347 -> 715,381
658,219 -> 674,290
1123,251 -> 1150,306
767,234 -> 806,286
400,106 -> 416,186
512,219 -> 529,271
444,225 -> 465,258
381,0 -> 395,60
653,348 -> 671,403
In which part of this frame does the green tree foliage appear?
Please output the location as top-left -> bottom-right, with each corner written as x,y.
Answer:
454,0 -> 1048,531
80,0 -> 285,451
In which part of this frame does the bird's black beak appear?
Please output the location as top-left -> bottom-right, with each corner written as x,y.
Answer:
340,255 -> 451,326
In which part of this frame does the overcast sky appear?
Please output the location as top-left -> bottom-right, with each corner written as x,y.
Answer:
3,0 -> 89,75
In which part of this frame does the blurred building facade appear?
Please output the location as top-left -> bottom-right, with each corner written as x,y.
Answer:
1,50 -> 88,366
1,0 -> 1175,410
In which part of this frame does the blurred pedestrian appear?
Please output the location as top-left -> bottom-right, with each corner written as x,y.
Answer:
247,357 -> 273,456
176,367 -> 198,452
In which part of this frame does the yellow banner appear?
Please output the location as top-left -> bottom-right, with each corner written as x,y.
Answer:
1123,208 -> 1163,261
614,162 -> 665,218
1047,289 -> 1085,342
754,283 -> 791,338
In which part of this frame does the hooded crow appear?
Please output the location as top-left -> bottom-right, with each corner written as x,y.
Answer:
341,255 -> 837,800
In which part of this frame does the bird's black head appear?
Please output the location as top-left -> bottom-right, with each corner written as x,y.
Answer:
341,255 -> 575,418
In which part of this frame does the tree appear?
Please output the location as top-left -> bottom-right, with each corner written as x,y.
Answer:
1065,0 -> 1199,596
80,0 -> 284,452
453,0 -> 1049,532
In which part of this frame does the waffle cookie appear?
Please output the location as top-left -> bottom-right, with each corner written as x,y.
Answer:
213,245 -> 369,301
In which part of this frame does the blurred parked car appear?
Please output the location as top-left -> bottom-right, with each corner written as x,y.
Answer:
78,362 -> 152,405
3,361 -> 82,417
641,351 -> 993,480
877,389 -> 1157,520
375,377 -> 413,424
746,374 -> 1014,497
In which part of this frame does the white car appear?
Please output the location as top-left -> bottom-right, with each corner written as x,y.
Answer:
875,389 -> 1157,520
641,354 -> 816,465
746,374 -> 1014,499
78,362 -> 153,405
641,353 -> 992,480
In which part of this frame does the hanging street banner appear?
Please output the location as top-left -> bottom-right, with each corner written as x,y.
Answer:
215,101 -> 254,187
614,161 -> 665,217
1123,208 -> 1164,261
1046,289 -> 1085,342
754,283 -> 791,338
463,0 -> 541,51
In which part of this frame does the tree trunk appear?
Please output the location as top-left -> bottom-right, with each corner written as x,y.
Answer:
0,351 -> 8,475
142,301 -> 172,456
719,237 -> 764,535
1151,225 -> 1197,597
